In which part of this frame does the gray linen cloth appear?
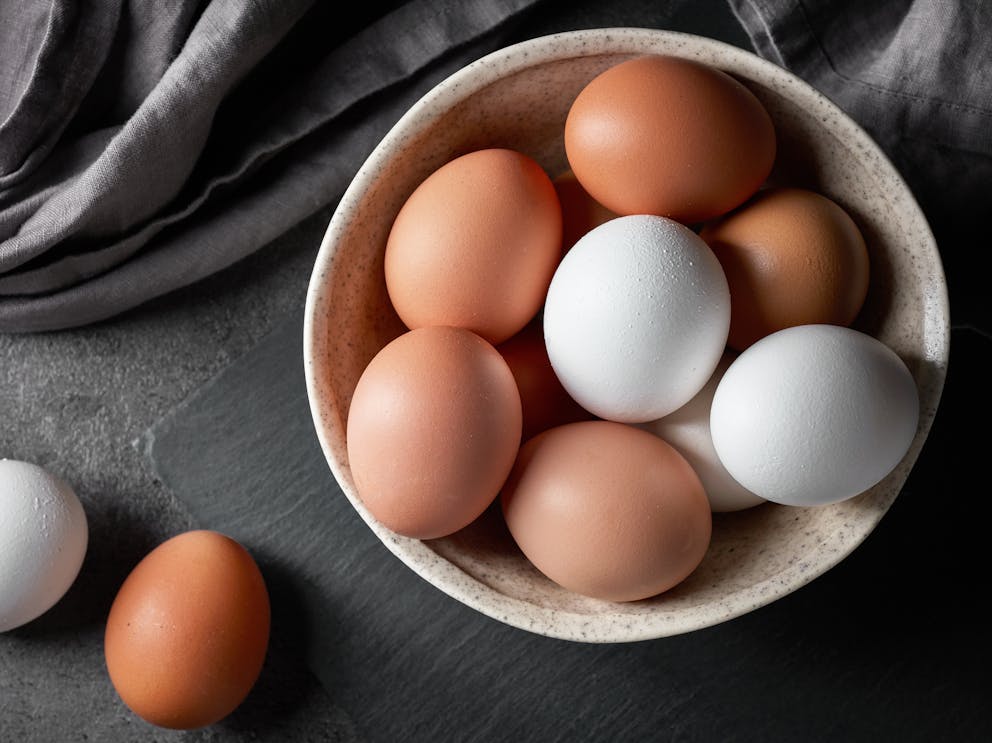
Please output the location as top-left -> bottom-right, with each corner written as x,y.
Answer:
729,0 -> 991,332
0,0 -> 542,332
0,0 -> 988,332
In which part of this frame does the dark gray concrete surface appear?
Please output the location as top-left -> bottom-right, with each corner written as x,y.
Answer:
0,208 -> 359,742
4,1 -> 989,741
139,265 -> 991,743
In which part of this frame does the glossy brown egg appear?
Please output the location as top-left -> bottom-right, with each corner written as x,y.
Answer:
501,420 -> 712,602
347,325 -> 522,539
384,148 -> 563,345
497,318 -> 594,442
564,54 -> 776,224
700,186 -> 870,350
104,530 -> 270,730
553,169 -> 617,253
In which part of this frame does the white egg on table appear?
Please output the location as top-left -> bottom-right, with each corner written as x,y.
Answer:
639,351 -> 767,512
543,214 -> 731,423
1,459 -> 89,632
710,325 -> 920,506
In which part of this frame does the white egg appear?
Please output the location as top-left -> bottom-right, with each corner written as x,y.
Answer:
543,215 -> 730,423
0,459 -> 88,632
639,352 -> 766,512
710,325 -> 920,506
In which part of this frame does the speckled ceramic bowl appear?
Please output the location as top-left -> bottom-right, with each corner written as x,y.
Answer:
303,28 -> 949,642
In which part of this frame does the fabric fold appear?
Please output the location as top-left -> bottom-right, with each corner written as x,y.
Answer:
0,1 -> 121,188
0,0 -> 543,332
728,0 -> 992,158
729,0 -> 991,331
0,0 -> 312,277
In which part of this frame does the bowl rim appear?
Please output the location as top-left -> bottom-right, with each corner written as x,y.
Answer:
303,26 -> 950,643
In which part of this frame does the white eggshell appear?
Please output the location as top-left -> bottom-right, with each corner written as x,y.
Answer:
0,459 -> 88,632
639,352 -> 766,512
710,325 -> 920,506
543,214 -> 730,422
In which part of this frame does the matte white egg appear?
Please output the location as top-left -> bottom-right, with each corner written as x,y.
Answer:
639,352 -> 766,512
710,325 -> 920,506
543,215 -> 731,422
0,459 -> 88,632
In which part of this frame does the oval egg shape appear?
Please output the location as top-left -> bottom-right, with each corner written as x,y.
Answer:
710,325 -> 920,506
104,530 -> 271,730
384,147 -> 563,344
346,325 -> 522,539
501,420 -> 712,603
700,186 -> 870,350
565,54 -> 776,224
543,214 -> 730,422
0,459 -> 88,633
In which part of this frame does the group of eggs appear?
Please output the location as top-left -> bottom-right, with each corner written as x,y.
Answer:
0,459 -> 269,730
347,54 -> 921,602
0,54 -> 924,732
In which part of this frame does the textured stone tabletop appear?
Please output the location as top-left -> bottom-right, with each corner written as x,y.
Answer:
2,2 -> 990,741
0,212 -> 351,740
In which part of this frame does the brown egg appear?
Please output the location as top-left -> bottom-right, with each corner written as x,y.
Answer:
497,318 -> 594,442
384,148 -> 563,345
564,55 -> 776,224
700,186 -> 870,350
501,420 -> 712,602
347,326 -> 522,539
104,530 -> 270,730
553,169 -> 617,253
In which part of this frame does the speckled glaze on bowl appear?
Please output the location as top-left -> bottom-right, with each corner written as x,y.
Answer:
303,28 -> 949,643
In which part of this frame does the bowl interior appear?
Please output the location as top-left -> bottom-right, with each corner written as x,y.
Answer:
303,28 -> 949,642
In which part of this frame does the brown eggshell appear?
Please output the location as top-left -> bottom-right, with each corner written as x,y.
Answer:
104,530 -> 270,730
347,326 -> 522,539
501,420 -> 712,602
553,169 -> 618,253
564,54 -> 776,224
700,186 -> 870,350
496,318 -> 595,442
384,148 -> 563,345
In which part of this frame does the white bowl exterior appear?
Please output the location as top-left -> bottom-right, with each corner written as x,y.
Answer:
304,28 -> 949,642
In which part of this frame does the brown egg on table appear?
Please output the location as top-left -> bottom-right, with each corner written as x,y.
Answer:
496,318 -> 595,442
700,186 -> 870,350
500,420 -> 712,603
564,54 -> 776,224
104,530 -> 270,730
384,147 -> 563,345
553,169 -> 618,253
347,325 -> 522,539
